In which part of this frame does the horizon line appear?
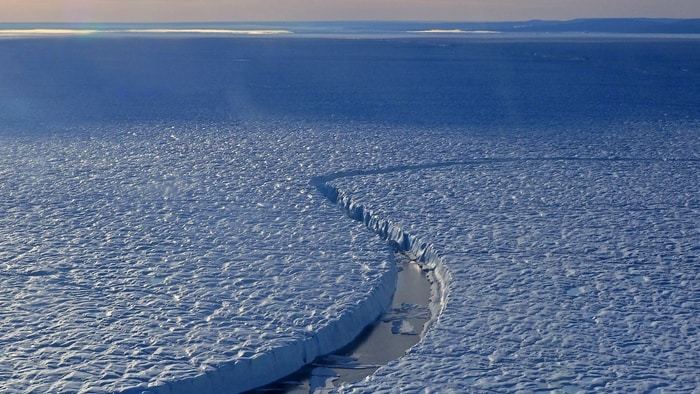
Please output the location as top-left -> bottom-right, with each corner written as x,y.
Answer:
2,17 -> 700,25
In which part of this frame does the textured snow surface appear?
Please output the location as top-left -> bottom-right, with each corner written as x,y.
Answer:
336,153 -> 700,391
0,126 -> 410,393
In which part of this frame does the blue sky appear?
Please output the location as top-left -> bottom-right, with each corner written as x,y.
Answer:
1,0 -> 700,22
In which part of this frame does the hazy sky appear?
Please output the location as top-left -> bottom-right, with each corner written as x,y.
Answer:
2,0 -> 700,23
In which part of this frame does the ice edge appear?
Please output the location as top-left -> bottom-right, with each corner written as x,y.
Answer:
122,272 -> 397,393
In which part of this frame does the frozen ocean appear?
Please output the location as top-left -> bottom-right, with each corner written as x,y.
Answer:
0,23 -> 699,393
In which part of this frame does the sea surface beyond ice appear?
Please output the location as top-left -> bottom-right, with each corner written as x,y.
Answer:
0,29 -> 698,393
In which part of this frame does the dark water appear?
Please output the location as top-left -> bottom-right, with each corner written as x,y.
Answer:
1,35 -> 699,129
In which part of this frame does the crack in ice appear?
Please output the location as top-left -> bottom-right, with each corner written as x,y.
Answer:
306,155 -> 700,390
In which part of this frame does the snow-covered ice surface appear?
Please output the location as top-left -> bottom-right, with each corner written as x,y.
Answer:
1,34 -> 699,393
333,153 -> 700,392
